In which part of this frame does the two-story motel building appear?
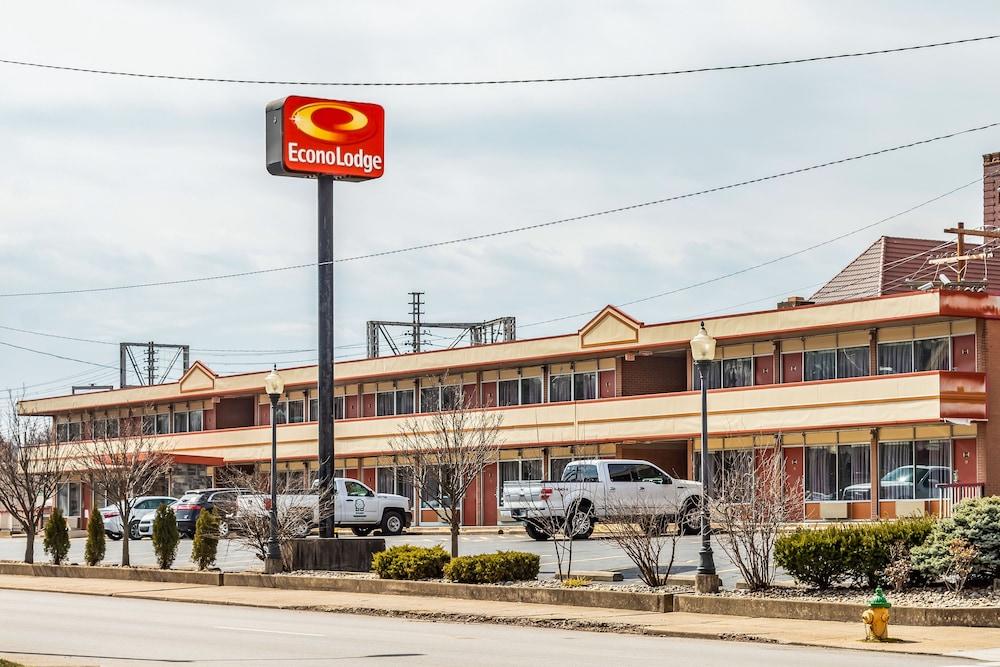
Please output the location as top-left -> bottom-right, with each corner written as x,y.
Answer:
16,152 -> 1000,530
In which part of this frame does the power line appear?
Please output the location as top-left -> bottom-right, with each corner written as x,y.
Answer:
0,339 -> 117,369
3,121 -> 997,300
0,35 -> 995,87
520,177 -> 984,328
1,367 -> 116,395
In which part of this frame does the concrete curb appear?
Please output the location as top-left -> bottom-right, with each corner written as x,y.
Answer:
0,561 -> 222,586
226,572 -> 675,613
673,593 -> 1000,628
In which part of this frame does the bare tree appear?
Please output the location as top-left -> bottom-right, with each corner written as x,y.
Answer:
390,394 -> 502,557
601,492 -> 682,587
520,483 -> 587,580
218,468 -> 333,567
77,415 -> 172,567
710,439 -> 803,591
0,396 -> 72,563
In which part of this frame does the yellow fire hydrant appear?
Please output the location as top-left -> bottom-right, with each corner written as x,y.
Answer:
862,587 -> 891,641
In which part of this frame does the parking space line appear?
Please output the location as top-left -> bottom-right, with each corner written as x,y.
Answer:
214,625 -> 324,637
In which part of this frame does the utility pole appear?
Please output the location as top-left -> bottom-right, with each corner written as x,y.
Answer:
409,291 -> 424,353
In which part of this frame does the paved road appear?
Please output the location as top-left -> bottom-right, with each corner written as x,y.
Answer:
0,589 -> 969,667
0,530 -> 777,586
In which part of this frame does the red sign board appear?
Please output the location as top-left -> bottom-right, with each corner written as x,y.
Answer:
266,96 -> 384,181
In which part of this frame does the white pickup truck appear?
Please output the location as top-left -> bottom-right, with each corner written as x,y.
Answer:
235,477 -> 413,537
502,459 -> 704,540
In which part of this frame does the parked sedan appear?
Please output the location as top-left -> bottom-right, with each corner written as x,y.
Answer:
174,488 -> 247,538
137,501 -> 178,538
100,496 -> 177,540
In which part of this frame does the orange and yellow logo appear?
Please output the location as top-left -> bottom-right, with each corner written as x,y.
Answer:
290,101 -> 378,145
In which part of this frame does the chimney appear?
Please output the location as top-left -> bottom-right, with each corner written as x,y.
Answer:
986,152 -> 1000,229
778,295 -> 814,309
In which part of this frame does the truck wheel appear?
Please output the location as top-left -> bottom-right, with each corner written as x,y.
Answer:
351,527 -> 374,537
524,522 -> 550,541
679,503 -> 701,535
217,519 -> 230,538
380,511 -> 404,536
567,508 -> 594,540
106,531 -> 122,541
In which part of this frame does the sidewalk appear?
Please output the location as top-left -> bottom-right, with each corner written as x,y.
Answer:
0,574 -> 998,660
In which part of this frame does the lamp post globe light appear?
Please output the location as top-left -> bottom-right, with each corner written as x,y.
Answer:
690,322 -> 718,586
264,366 -> 285,574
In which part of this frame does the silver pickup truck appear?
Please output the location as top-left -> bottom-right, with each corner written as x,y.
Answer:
501,459 -> 704,540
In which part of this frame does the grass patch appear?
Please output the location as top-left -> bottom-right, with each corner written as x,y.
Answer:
1,659 -> 26,667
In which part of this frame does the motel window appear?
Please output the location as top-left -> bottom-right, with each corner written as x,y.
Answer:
142,416 -> 155,435
92,418 -> 119,440
878,440 -> 951,501
377,466 -> 415,506
273,402 -> 287,424
173,410 -> 204,434
837,347 -> 870,378
549,457 -> 572,481
878,337 -> 951,375
496,376 -> 543,407
548,372 -> 597,403
498,459 -> 542,507
804,444 -> 872,502
57,421 -> 84,442
57,482 -> 82,517
309,396 -> 344,421
287,400 -> 305,423
722,358 -> 753,388
693,449 -> 752,493
804,350 -> 837,381
420,385 -> 461,413
156,414 -> 171,435
376,389 -> 415,417
692,360 -> 722,390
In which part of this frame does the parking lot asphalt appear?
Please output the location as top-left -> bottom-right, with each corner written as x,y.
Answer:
0,528 -> 774,586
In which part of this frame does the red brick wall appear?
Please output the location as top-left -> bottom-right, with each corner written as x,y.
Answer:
978,318 -> 1000,494
620,355 -> 686,396
985,152 -> 999,230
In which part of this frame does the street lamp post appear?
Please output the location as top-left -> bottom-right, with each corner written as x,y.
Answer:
690,322 -> 719,591
264,366 -> 285,574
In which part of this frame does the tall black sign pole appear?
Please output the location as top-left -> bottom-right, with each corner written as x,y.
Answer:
318,176 -> 336,539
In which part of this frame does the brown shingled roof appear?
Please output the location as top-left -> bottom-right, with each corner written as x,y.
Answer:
811,235 -> 1000,303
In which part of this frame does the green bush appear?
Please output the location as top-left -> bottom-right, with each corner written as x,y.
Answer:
775,518 -> 936,589
152,504 -> 180,570
84,509 -> 106,566
913,497 -> 1000,584
43,507 -> 70,565
191,509 -> 219,571
371,545 -> 451,580
444,551 -> 540,584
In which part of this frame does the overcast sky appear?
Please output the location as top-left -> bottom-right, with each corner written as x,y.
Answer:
1,1 -> 999,397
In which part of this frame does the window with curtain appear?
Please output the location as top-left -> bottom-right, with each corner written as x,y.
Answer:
498,379 -> 519,407
376,392 -> 395,416
550,457 -> 572,481
287,400 -> 305,423
693,360 -> 722,390
693,449 -> 751,494
574,372 -> 597,400
376,467 -> 394,494
804,350 -> 837,381
837,347 -> 870,378
420,387 -> 439,412
521,377 -> 543,404
838,443 -> 871,500
805,446 -> 837,501
914,338 -> 950,372
915,440 -> 952,498
722,358 -> 753,388
877,341 -> 913,375
395,390 -> 414,415
549,375 -> 572,402
879,441 -> 914,500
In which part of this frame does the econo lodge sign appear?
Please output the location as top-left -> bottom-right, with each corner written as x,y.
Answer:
266,96 -> 384,180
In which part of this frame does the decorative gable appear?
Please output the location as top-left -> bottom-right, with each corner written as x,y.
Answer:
178,361 -> 217,393
579,306 -> 642,348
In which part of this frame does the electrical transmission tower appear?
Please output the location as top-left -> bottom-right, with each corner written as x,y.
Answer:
366,293 -> 516,358
119,341 -> 190,388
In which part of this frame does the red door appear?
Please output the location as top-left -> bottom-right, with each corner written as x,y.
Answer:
598,370 -> 616,398
953,438 -> 978,484
463,476 -> 479,525
481,382 -> 497,408
952,334 -> 976,372
463,383 -> 479,408
363,468 -> 376,490
362,393 -> 376,418
754,355 -> 774,385
782,352 -> 803,383
345,395 -> 360,419
783,447 -> 804,520
481,463 -> 498,525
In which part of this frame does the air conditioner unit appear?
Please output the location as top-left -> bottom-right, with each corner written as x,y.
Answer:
819,502 -> 849,520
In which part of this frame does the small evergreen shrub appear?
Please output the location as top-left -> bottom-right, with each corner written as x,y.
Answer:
43,507 -> 70,565
912,497 -> 1000,585
444,551 -> 540,584
371,545 -> 451,580
775,517 -> 935,589
191,509 -> 219,571
561,577 -> 592,588
84,509 -> 106,566
152,504 -> 180,570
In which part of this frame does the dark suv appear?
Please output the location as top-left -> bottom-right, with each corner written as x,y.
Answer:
175,487 -> 247,538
